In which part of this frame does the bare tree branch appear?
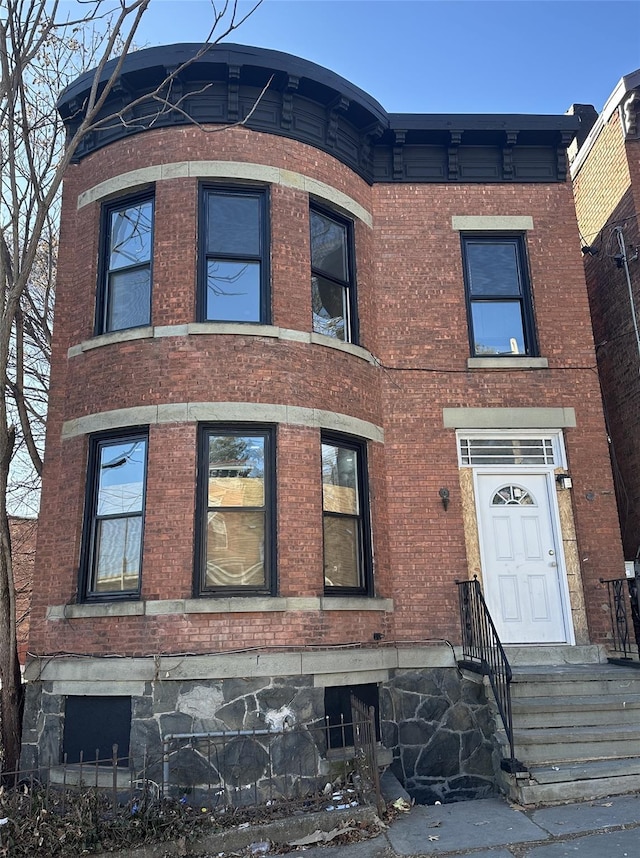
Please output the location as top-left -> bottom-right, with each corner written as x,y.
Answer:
0,0 -> 263,773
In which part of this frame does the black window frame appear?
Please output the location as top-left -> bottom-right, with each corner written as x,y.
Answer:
321,432 -> 372,596
95,190 -> 154,335
195,424 -> 276,597
310,203 -> 359,344
79,429 -> 149,603
461,234 -> 538,358
198,184 -> 271,324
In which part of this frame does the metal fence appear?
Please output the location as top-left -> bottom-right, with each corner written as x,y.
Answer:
1,713 -> 382,821
600,576 -> 640,661
350,693 -> 384,816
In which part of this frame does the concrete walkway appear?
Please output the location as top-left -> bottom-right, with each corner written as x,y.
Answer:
297,793 -> 640,858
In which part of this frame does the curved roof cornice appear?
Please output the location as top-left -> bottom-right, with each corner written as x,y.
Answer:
58,42 -> 578,184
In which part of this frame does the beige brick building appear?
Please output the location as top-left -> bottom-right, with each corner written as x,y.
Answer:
570,69 -> 640,564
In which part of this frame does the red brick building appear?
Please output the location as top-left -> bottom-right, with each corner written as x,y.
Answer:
21,44 -> 625,802
570,69 -> 640,564
9,516 -> 36,665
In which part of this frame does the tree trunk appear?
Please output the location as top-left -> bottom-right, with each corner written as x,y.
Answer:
0,423 -> 23,773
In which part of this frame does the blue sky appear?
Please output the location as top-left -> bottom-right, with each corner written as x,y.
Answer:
128,0 -> 640,115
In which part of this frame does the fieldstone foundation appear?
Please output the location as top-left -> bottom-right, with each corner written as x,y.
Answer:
21,666 -> 496,803
381,668 -> 496,803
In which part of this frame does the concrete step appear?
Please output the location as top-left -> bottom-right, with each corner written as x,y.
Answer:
528,756 -> 640,784
511,758 -> 640,804
510,665 -> 640,698
493,660 -> 640,804
503,645 -> 607,666
511,693 -> 640,727
512,723 -> 640,765
516,771 -> 640,804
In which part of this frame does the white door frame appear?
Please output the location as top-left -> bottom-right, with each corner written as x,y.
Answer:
471,465 -> 575,646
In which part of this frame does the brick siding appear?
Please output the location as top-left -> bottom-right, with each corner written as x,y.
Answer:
28,122 -> 624,658
573,109 -> 640,560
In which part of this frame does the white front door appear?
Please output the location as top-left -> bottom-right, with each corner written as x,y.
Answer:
476,472 -> 568,644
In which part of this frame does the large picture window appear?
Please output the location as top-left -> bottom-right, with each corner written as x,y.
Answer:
197,427 -> 275,595
321,435 -> 371,594
199,187 -> 270,323
97,193 -> 153,334
81,433 -> 148,600
311,206 -> 357,343
462,235 -> 537,357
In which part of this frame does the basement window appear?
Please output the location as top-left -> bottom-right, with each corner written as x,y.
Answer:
324,683 -> 380,749
62,696 -> 131,765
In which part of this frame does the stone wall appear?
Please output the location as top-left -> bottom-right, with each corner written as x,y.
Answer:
381,669 -> 496,804
21,667 -> 497,804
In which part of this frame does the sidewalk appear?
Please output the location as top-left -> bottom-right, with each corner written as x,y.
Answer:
297,792 -> 640,858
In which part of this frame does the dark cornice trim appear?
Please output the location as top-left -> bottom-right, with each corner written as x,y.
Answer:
58,42 -> 579,184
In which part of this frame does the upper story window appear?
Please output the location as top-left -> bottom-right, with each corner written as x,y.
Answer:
81,432 -> 148,600
97,193 -> 153,334
311,206 -> 357,343
462,236 -> 537,357
197,427 -> 275,595
199,186 -> 270,324
321,434 -> 372,595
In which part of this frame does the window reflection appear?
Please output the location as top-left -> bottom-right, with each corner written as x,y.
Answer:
203,189 -> 266,323
463,236 -> 534,357
204,433 -> 268,590
103,197 -> 153,332
322,441 -> 363,590
91,437 -> 147,595
311,208 -> 354,342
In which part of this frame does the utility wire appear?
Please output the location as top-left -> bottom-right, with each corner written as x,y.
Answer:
615,226 -> 640,375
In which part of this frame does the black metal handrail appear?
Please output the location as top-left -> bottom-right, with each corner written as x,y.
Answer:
455,576 -> 524,773
600,576 -> 640,662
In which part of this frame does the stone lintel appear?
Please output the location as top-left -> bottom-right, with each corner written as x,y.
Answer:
51,681 -> 146,696
451,215 -> 534,231
76,162 -> 373,227
443,407 -> 576,429
313,669 -> 390,687
61,402 -> 384,443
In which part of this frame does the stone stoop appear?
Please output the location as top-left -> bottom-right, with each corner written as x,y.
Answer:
494,655 -> 640,805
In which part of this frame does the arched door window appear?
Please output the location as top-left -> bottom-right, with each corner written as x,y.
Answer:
491,485 -> 535,506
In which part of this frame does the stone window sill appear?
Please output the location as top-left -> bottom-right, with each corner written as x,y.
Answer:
47,595 -> 393,620
467,356 -> 548,370
68,324 -> 376,365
